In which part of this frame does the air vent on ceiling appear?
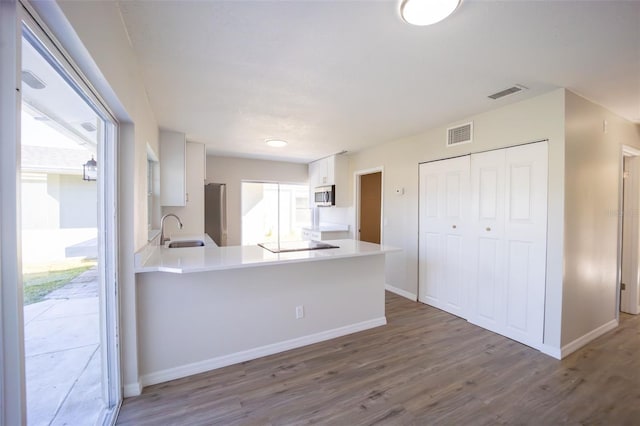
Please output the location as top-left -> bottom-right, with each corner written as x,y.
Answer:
21,70 -> 46,90
488,84 -> 528,100
447,122 -> 473,147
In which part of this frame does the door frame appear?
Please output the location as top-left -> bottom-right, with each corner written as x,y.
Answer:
0,1 -> 26,423
1,1 -> 122,423
354,167 -> 384,243
617,145 -> 640,316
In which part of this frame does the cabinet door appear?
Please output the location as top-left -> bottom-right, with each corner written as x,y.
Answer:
160,131 -> 186,206
309,160 -> 320,188
326,156 -> 335,185
185,142 -> 205,233
418,155 -> 470,319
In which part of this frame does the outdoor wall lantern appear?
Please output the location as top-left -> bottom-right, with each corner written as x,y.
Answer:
83,156 -> 97,181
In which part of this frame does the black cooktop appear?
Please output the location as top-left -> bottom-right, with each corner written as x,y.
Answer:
258,240 -> 340,253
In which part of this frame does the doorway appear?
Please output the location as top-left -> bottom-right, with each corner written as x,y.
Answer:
619,146 -> 640,315
356,169 -> 383,244
241,182 -> 311,246
17,15 -> 120,425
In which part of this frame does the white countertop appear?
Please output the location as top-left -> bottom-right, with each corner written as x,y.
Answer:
135,239 -> 400,274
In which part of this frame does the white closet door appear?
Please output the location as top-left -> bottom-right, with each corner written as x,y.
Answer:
503,142 -> 548,347
419,156 -> 470,318
468,142 -> 548,349
468,149 -> 506,329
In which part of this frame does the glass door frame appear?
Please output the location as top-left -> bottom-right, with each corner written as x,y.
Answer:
1,1 -> 122,423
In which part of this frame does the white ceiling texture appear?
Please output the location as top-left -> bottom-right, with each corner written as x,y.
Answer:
118,0 -> 640,163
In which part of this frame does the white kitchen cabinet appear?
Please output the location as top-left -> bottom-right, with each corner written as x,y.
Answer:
308,154 -> 349,206
161,141 -> 206,236
301,228 -> 350,241
418,141 -> 548,350
310,154 -> 347,187
160,130 -> 186,206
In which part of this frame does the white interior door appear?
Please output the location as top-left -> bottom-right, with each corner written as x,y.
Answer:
468,149 -> 506,329
419,156 -> 470,318
469,142 -> 548,348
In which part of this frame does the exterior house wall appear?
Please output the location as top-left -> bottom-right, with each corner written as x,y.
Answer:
21,171 -> 97,263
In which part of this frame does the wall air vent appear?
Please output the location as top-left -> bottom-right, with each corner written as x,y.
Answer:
446,122 -> 473,147
488,84 -> 528,100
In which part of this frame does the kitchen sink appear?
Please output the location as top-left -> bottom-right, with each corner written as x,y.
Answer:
167,240 -> 205,248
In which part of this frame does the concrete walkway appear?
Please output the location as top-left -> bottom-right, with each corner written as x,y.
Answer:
24,268 -> 103,426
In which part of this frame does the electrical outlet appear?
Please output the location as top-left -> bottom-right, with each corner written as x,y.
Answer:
295,305 -> 304,319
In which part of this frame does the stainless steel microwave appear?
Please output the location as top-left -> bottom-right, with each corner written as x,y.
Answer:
314,185 -> 335,207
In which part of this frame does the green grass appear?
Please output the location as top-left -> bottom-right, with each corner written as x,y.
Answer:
23,261 -> 96,305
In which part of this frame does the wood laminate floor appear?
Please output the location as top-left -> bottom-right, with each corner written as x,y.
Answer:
117,292 -> 640,425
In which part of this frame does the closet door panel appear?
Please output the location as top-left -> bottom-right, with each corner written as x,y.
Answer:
503,142 -> 548,346
505,240 -> 532,332
469,149 -> 506,328
475,237 -> 502,324
418,156 -> 470,318
444,234 -> 464,312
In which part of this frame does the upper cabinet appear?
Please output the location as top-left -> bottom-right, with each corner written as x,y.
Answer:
160,130 -> 187,206
160,138 -> 206,236
309,154 -> 349,206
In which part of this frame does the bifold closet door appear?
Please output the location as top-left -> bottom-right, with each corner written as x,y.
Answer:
418,156 -> 470,319
468,142 -> 548,348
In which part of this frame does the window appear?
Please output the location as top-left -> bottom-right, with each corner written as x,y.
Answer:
241,182 -> 311,246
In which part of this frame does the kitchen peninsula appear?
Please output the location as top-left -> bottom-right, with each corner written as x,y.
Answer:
134,238 -> 399,390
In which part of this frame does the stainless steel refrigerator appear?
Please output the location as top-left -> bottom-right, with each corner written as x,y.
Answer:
205,183 -> 227,246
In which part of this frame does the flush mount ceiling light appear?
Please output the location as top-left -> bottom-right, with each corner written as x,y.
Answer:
22,70 -> 46,89
400,0 -> 461,26
265,139 -> 287,148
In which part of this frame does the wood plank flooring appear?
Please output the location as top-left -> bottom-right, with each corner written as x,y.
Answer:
117,292 -> 640,425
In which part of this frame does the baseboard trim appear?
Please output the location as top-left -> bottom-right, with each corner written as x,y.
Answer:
539,344 -> 562,360
140,316 -> 388,388
561,319 -> 619,358
123,382 -> 142,397
385,284 -> 417,301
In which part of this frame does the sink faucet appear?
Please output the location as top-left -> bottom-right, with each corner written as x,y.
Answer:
160,213 -> 183,246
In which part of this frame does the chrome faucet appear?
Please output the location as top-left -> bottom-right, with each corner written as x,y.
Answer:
160,213 -> 183,246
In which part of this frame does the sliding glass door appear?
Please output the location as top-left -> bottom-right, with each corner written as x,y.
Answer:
0,5 -> 122,424
241,182 -> 311,246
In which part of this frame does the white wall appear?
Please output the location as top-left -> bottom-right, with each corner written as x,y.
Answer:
347,89 -> 566,347
136,254 -> 385,386
206,156 -> 308,246
562,91 -> 640,347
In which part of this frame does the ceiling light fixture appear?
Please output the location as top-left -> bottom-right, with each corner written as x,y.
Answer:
400,0 -> 461,26
21,70 -> 46,89
266,139 -> 287,148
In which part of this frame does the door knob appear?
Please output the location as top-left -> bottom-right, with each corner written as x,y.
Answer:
452,225 -> 457,229
486,227 -> 491,232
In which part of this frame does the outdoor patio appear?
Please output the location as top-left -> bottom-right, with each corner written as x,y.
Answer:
23,267 -> 103,426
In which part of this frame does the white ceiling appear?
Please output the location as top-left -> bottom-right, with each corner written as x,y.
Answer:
117,0 -> 640,163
